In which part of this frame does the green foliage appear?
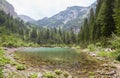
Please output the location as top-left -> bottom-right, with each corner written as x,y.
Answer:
89,72 -> 95,76
43,72 -> 56,78
0,68 -> 3,78
0,47 -> 11,78
97,51 -> 112,57
63,71 -> 69,78
95,42 -> 102,47
29,73 -> 38,78
87,44 -> 96,51
0,47 -> 10,66
110,34 -> 120,49
114,0 -> 120,35
78,0 -> 117,46
16,64 -> 25,70
54,69 -> 62,75
116,53 -> 120,61
110,34 -> 120,61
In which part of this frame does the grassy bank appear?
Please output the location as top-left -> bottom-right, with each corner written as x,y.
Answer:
0,47 -> 10,78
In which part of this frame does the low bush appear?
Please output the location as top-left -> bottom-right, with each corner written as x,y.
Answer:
16,64 -> 25,70
43,72 -> 56,78
0,47 -> 11,78
0,68 -> 3,78
54,69 -> 62,75
63,71 -> 69,78
30,73 -> 38,78
109,34 -> 120,61
87,44 -> 96,51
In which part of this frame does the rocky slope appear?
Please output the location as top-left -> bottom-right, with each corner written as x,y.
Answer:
0,0 -> 17,17
37,2 -> 97,30
18,15 -> 36,23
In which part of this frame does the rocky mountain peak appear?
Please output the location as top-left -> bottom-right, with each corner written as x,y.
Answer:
0,0 -> 17,17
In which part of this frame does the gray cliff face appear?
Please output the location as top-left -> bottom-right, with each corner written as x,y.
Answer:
37,6 -> 88,28
0,0 -> 17,17
37,2 -> 97,30
18,15 -> 36,23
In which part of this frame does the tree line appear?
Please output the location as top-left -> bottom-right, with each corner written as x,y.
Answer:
0,0 -> 120,46
78,0 -> 120,46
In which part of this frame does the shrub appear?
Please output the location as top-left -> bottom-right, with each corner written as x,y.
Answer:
54,69 -> 62,75
87,44 -> 96,51
43,72 -> 56,78
109,34 -> 120,60
63,71 -> 69,78
30,73 -> 38,78
16,64 -> 25,70
0,68 -> 3,78
95,42 -> 102,47
97,51 -> 112,57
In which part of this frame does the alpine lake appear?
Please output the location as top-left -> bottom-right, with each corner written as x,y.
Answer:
15,47 -> 101,76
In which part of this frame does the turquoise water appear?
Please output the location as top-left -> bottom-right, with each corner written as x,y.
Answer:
15,47 -> 93,67
16,47 -> 79,62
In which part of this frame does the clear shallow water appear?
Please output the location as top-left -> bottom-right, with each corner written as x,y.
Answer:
15,47 -> 98,68
16,47 -> 79,62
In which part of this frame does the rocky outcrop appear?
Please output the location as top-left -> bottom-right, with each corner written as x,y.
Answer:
0,0 -> 17,17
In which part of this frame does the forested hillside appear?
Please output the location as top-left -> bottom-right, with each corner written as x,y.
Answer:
0,0 -> 120,78
0,10 -> 78,46
0,0 -> 120,47
78,0 -> 120,46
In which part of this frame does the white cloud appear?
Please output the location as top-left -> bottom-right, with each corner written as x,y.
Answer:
6,0 -> 96,20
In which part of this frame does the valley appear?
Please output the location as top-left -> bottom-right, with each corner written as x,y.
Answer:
0,0 -> 120,78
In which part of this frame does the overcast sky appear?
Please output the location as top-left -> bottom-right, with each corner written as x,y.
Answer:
6,0 -> 96,20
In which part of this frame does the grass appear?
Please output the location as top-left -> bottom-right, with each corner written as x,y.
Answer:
43,72 -> 56,78
54,69 -> 62,75
0,68 -> 3,78
16,64 -> 26,70
0,47 -> 11,78
63,71 -> 69,78
29,73 -> 38,78
87,44 -> 96,51
97,51 -> 111,57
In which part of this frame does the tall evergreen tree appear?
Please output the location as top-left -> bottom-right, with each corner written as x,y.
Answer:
114,0 -> 120,35
96,0 -> 115,37
89,8 -> 95,40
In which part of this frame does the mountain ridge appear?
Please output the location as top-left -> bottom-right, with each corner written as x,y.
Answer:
0,0 -> 97,30
18,15 -> 36,23
36,2 -> 97,30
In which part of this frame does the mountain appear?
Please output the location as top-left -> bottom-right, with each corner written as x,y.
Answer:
0,0 -> 17,17
37,6 -> 88,28
0,0 -> 97,31
0,0 -> 36,23
18,15 -> 36,23
37,2 -> 97,30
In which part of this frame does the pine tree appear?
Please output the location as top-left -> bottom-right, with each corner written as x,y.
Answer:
96,0 -> 115,37
114,0 -> 120,35
89,8 -> 95,41
83,18 -> 89,42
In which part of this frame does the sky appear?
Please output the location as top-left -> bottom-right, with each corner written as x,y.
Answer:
6,0 -> 96,20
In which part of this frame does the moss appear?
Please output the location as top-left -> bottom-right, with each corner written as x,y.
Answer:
0,68 -> 3,78
88,72 -> 95,76
43,72 -> 56,78
63,71 -> 69,78
87,44 -> 96,51
54,69 -> 62,75
29,73 -> 38,78
16,64 -> 25,70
